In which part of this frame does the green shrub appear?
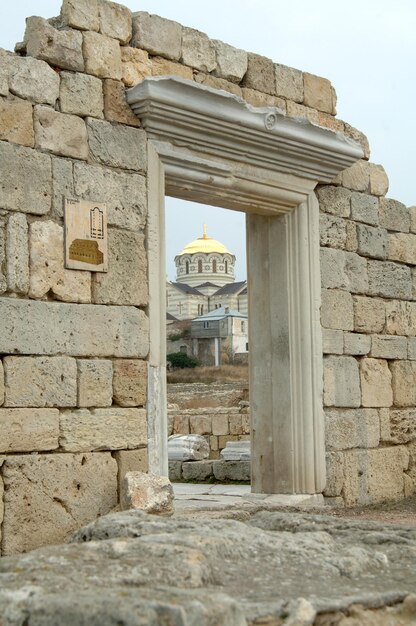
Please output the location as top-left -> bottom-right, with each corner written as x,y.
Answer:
167,352 -> 199,369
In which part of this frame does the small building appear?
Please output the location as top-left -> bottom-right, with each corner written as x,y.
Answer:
190,306 -> 248,366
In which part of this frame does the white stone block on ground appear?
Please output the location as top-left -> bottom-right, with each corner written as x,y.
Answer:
168,434 -> 209,461
220,440 -> 251,461
120,471 -> 174,516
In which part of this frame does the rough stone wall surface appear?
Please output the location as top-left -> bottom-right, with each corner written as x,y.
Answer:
0,0 -> 412,554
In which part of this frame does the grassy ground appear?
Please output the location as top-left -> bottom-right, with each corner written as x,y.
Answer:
167,364 -> 248,384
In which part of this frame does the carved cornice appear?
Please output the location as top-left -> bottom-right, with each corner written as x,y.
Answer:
127,76 -> 363,184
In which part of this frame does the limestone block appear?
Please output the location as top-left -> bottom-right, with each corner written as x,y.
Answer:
99,1 -> 132,44
212,413 -> 229,436
356,223 -> 387,260
343,446 -> 408,505
321,289 -> 353,331
316,186 -> 351,218
390,360 -> 416,407
320,248 -> 347,290
34,106 -> 88,160
324,451 -> 344,497
319,214 -> 347,248
83,31 -> 122,80
0,360 -> 4,405
325,408 -> 380,450
345,221 -> 358,252
345,252 -> 368,294
369,163 -> 389,197
210,435 -> 219,451
6,213 -> 29,294
410,206 -> 416,234
242,52 -> 275,95
173,414 -> 189,435
182,460 -> 213,481
0,96 -> 34,147
371,335 -> 407,360
274,63 -> 303,102
92,229 -> 147,305
87,118 -> 146,171
350,192 -> 379,226
29,220 -> 91,303
218,434 -> 249,449
132,12 -> 182,61
303,72 -> 336,114
213,40 -> 247,83
343,333 -> 371,356
323,355 -> 360,408
360,358 -> 392,407
60,72 -> 104,118
114,448 -> 148,491
74,162 -> 146,231
408,337 -> 416,359
60,407 -> 147,451
25,17 -> 84,72
51,157 -> 75,218
241,87 -> 286,110
220,440 -> 250,461
318,112 -> 344,133
322,329 -> 343,355
343,123 -> 370,160
385,300 -> 416,336
213,460 -> 250,482
168,459 -> 182,481
340,160 -> 370,192
367,260 -> 412,299
0,408 -> 59,452
387,409 -> 416,444
103,79 -> 140,126
0,298 -> 149,358
120,471 -> 173,515
60,0 -> 99,31
4,356 -> 77,408
379,407 -> 391,442
78,359 -> 113,408
389,233 -> 416,266
194,73 -> 242,97
379,197 -> 410,233
0,51 -> 9,96
112,359 -> 147,407
150,57 -> 193,80
121,47 -> 151,87
353,296 -> 385,333
181,27 -> 216,73
229,414 -> 243,435
1,452 -> 117,555
0,217 -> 5,295
286,101 -> 320,124
189,415 -> 212,435
7,55 -> 59,105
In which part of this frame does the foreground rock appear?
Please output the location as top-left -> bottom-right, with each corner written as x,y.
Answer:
120,471 -> 174,515
1,509 -> 416,624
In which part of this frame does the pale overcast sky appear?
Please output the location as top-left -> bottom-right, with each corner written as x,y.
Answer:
1,1 -> 415,280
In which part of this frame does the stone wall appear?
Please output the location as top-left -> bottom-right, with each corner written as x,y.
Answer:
1,0 -> 414,553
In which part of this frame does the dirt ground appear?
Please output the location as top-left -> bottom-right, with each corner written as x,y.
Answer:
329,494 -> 416,527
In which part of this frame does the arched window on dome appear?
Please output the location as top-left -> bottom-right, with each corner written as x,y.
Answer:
225,260 -> 228,274
198,259 -> 202,273
185,260 -> 189,274
212,259 -> 217,273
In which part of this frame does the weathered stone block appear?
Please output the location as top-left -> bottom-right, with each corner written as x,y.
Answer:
87,118 -> 146,171
120,471 -> 173,515
385,300 -> 416,336
213,460 -> 250,482
345,252 -> 368,294
121,47 -> 151,87
150,56 -> 193,80
387,409 -> 416,444
356,223 -> 387,260
1,452 -> 117,554
78,359 -> 113,408
343,447 -> 408,505
0,408 -> 59,452
7,54 -> 60,105
389,233 -> 416,265
379,197 -> 410,233
218,434 -> 249,449
212,413 -> 229,436
172,414 -> 190,435
25,17 -> 84,72
34,106 -> 88,160
99,1 -> 132,44
353,295 -> 385,334
323,355 -> 360,408
0,360 -> 4,406
322,329 -> 343,355
286,101 -> 319,124
321,289 -> 353,330
83,31 -> 122,80
6,212 -> 29,294
341,160 -> 370,192
181,27 -> 216,72
168,459 -> 182,481
320,248 -> 348,290
345,221 -> 358,252
360,358 -> 392,407
371,335 -> 407,360
367,260 -> 412,299
318,112 -> 344,133
194,73 -> 242,97
229,414 -> 243,435
274,63 -> 303,102
112,359 -> 147,407
320,214 -> 347,248
303,73 -> 336,114
213,40 -> 247,83
189,415 -> 212,435
0,298 -> 149,358
60,72 -> 104,118
316,186 -> 351,218
51,157 -> 75,218
103,78 -> 141,126
114,448 -> 148,491
324,451 -> 344,497
241,87 -> 286,109
61,0 -> 100,31
369,163 -> 389,197
242,52 -> 275,95
343,333 -> 371,356
0,96 -> 34,147
350,192 -> 379,226
0,217 -> 5,295
410,206 -> 416,234
408,337 -> 416,359
132,13 -> 182,61
60,407 -> 147,451
92,229 -> 147,305
29,220 -> 91,303
343,123 -> 370,160
74,162 -> 146,231
391,360 -> 416,407
182,460 -> 213,481
325,408 -> 380,450
4,356 -> 77,408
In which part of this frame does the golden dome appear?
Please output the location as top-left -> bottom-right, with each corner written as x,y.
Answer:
177,225 -> 232,256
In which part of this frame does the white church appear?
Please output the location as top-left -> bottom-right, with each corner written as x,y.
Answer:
166,226 -> 248,321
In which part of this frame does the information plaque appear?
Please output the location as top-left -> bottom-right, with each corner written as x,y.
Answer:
64,198 -> 108,272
